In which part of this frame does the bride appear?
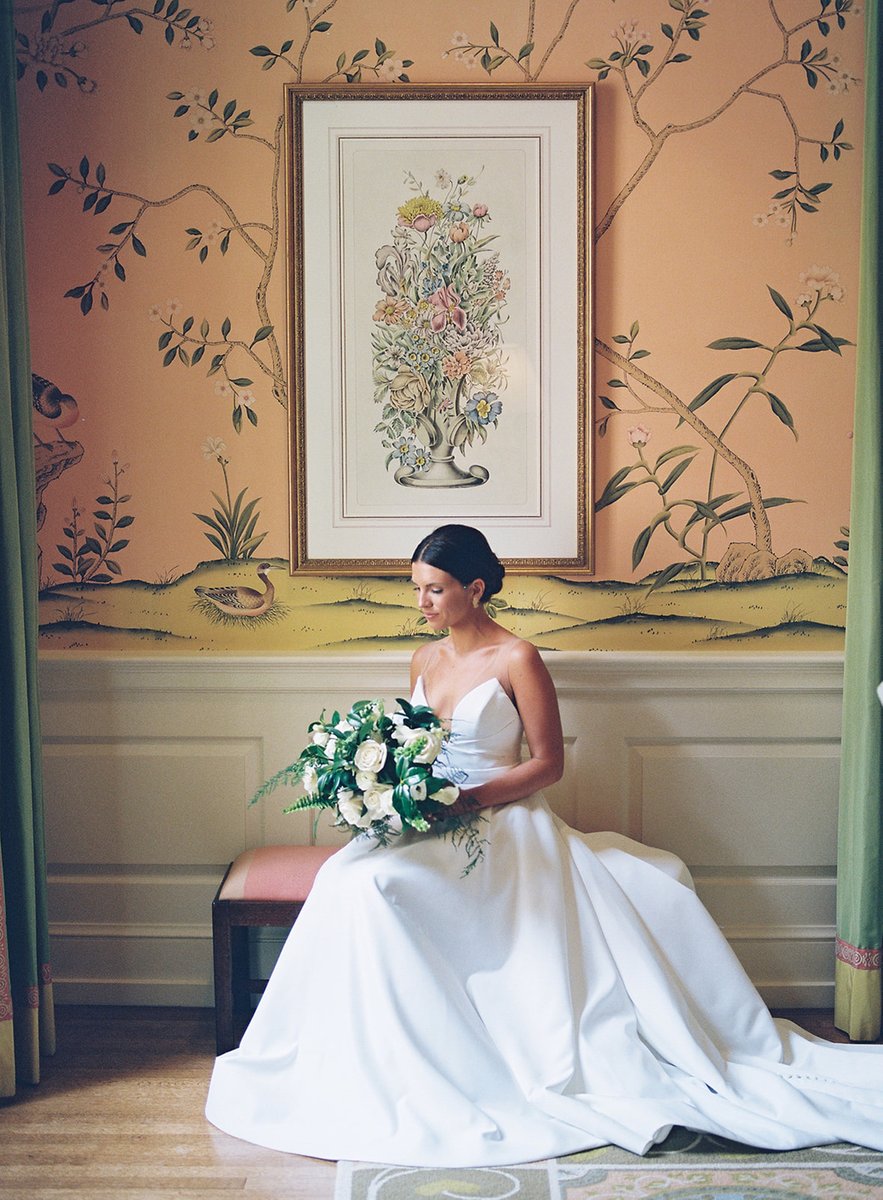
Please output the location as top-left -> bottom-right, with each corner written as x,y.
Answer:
206,524 -> 883,1166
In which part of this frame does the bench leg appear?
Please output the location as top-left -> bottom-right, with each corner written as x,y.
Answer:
212,901 -> 240,1055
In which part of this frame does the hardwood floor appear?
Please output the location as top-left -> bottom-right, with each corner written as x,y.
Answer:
0,1005 -> 872,1199
0,1006 -> 335,1200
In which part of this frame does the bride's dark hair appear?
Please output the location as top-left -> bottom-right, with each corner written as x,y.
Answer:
411,524 -> 505,603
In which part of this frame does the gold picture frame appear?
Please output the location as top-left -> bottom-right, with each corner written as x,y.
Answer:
285,83 -> 594,575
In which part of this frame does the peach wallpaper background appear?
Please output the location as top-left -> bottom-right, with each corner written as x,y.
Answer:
15,0 -> 866,653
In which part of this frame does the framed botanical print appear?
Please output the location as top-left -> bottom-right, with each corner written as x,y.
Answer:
285,83 -> 594,574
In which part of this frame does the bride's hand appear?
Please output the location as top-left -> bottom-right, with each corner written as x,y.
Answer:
427,790 -> 483,822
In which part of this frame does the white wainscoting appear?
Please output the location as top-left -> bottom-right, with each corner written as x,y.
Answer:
39,652 -> 845,1009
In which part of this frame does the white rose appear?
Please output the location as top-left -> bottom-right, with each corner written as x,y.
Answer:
396,727 -> 443,764
432,784 -> 460,807
310,727 -> 330,747
353,738 -> 388,773
324,735 -> 338,760
354,769 -> 377,792
337,789 -> 372,829
335,719 -> 354,733
364,784 -> 396,821
413,728 -> 444,765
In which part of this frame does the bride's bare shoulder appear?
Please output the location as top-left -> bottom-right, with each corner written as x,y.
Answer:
410,636 -> 446,680
504,636 -> 548,679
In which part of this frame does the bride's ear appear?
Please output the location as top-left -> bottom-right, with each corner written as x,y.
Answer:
468,580 -> 485,608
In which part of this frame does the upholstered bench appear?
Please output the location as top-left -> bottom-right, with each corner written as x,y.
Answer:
212,844 -> 339,1054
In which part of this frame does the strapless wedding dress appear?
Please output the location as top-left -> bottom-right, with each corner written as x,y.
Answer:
205,678 -> 883,1166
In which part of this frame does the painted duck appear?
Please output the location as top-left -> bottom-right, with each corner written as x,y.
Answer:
195,562 -> 276,618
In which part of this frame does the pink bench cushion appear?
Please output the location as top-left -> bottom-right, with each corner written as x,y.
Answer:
219,844 -> 339,902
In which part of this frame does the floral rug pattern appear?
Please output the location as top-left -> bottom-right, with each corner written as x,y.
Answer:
336,1131 -> 883,1200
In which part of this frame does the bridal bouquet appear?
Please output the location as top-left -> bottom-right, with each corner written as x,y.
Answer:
251,698 -> 485,870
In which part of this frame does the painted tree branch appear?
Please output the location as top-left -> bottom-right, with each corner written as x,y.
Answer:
596,337 -> 773,554
595,10 -> 828,240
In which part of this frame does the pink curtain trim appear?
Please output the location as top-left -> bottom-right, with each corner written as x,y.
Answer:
0,859 -> 10,1022
836,937 -> 883,971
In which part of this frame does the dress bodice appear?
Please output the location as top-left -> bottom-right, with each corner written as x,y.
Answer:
412,675 -> 523,789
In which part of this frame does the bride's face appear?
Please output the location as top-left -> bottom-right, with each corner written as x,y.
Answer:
411,560 -> 479,630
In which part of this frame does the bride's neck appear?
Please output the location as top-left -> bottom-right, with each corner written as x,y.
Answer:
445,612 -> 499,656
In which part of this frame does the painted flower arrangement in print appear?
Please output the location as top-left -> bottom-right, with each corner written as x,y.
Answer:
372,169 -> 510,487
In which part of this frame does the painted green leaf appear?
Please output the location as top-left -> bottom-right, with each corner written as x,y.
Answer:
769,169 -> 795,179
767,286 -> 793,320
654,444 -> 698,469
594,479 -> 641,512
659,455 -> 695,494
648,561 -> 689,592
688,373 -> 737,411
251,325 -> 273,344
811,323 -> 843,354
490,20 -> 500,45
131,234 -> 147,256
707,337 -> 763,350
632,524 -> 655,569
250,44 -> 273,56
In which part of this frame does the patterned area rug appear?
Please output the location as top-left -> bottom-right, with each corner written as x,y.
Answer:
336,1130 -> 883,1199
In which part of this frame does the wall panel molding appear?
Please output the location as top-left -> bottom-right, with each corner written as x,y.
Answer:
39,652 -> 843,1009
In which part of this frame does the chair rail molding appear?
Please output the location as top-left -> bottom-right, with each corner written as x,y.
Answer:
40,652 -> 844,1008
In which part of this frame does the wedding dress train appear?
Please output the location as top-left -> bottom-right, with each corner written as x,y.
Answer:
205,677 -> 883,1166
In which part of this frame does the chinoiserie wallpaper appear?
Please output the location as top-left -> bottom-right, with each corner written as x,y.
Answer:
15,0 -> 865,653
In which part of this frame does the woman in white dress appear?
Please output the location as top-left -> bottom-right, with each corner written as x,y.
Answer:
206,524 -> 883,1166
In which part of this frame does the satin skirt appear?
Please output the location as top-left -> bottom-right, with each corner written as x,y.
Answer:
205,795 -> 883,1166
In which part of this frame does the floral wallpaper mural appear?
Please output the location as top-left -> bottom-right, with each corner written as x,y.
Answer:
15,0 -> 864,653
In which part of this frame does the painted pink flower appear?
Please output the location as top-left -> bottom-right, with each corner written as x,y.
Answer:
428,285 -> 466,332
472,203 -> 488,218
449,222 -> 469,243
627,424 -> 651,447
398,213 -> 436,233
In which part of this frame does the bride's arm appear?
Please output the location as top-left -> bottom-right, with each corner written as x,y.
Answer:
447,639 -> 564,815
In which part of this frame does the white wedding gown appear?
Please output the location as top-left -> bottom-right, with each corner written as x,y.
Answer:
206,678 -> 883,1166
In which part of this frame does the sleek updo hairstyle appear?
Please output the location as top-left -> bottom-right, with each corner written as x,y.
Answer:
411,524 -> 505,603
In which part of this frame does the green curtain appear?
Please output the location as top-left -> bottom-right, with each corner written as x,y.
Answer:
835,2 -> 882,1043
0,0 -> 56,1093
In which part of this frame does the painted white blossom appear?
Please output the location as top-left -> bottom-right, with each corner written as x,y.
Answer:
798,265 -> 844,303
201,436 -> 227,460
627,424 -> 651,447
